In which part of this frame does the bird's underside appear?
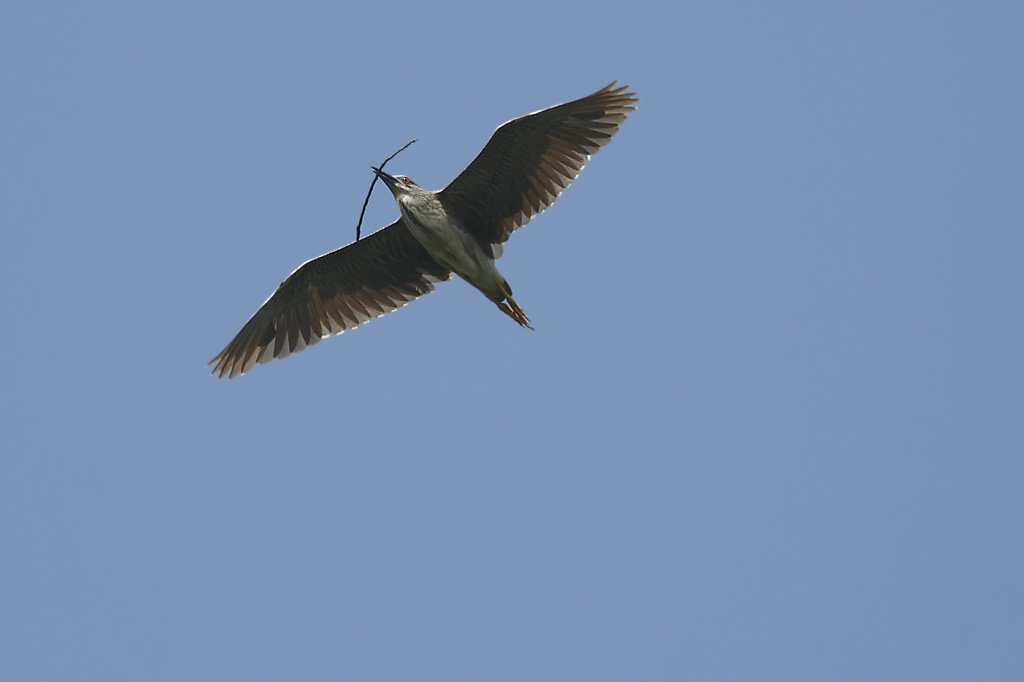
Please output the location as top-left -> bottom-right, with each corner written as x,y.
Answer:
209,81 -> 637,378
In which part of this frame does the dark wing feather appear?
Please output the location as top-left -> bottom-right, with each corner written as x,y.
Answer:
438,82 -> 637,253
209,220 -> 450,378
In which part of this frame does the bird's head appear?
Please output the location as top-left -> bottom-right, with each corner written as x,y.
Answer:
372,167 -> 421,197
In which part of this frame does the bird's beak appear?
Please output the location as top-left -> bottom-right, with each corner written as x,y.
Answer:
371,166 -> 398,187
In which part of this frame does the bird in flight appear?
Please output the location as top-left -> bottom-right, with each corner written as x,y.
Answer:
210,82 -> 638,378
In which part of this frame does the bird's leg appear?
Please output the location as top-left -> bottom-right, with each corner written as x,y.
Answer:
497,296 -> 532,329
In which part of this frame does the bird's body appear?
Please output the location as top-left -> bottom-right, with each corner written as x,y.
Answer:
377,171 -> 530,328
393,186 -> 505,302
210,82 -> 637,378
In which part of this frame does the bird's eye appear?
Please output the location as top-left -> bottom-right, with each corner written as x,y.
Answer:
402,177 -> 410,185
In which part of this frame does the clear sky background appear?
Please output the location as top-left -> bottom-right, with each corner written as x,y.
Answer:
2,2 -> 1022,680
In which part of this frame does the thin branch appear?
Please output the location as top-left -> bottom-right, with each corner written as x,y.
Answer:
355,139 -> 417,241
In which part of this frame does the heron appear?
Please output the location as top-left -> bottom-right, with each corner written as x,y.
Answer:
210,82 -> 638,378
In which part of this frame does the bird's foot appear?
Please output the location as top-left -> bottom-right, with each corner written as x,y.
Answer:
498,297 -> 532,329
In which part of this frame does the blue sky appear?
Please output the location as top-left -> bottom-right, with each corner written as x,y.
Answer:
2,2 -> 1022,680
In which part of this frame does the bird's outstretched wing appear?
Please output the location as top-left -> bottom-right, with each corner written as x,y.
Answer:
438,82 -> 637,254
209,220 -> 451,378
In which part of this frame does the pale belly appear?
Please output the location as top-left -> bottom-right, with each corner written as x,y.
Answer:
400,203 -> 506,300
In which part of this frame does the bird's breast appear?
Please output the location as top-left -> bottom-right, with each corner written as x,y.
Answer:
399,200 -> 503,297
